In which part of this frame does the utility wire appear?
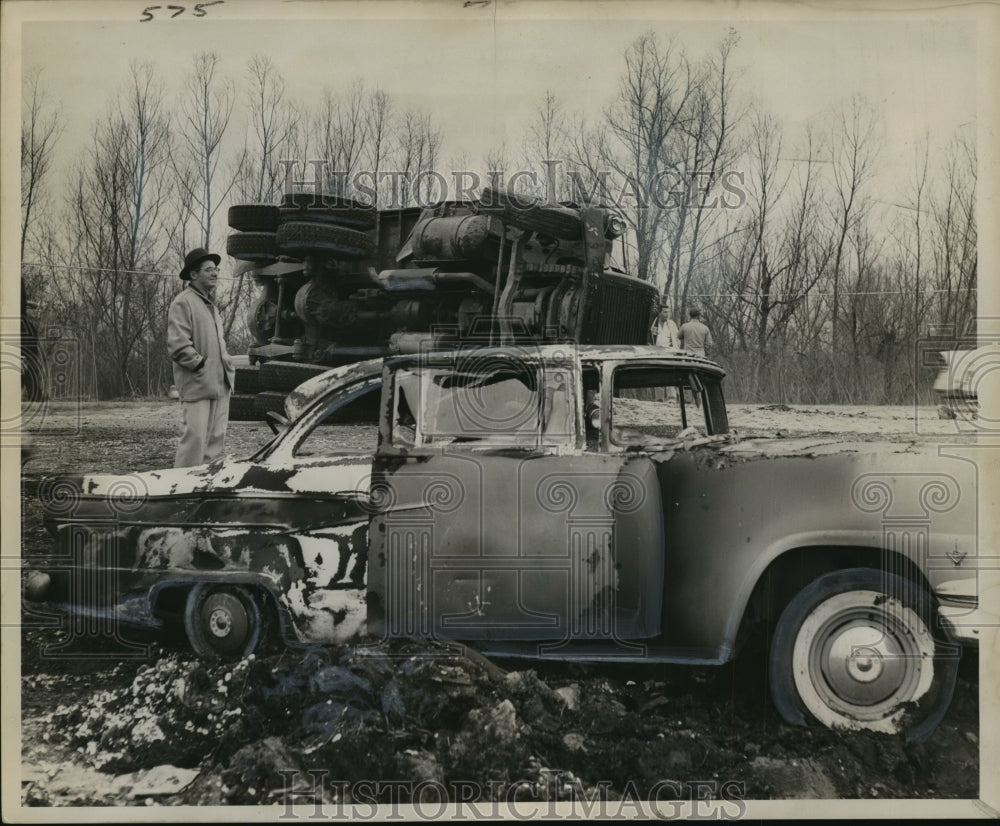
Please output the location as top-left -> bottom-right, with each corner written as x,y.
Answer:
23,262 -> 975,300
21,262 -> 241,280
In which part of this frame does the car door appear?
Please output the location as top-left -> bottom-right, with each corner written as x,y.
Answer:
367,353 -> 665,651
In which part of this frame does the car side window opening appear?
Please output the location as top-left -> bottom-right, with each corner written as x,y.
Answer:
609,366 -> 711,448
291,382 -> 382,457
389,363 -> 574,448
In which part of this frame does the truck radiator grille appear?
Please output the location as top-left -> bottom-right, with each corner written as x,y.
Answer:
588,273 -> 657,345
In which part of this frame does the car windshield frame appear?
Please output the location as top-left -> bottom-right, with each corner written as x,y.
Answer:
381,352 -> 583,454
256,373 -> 383,463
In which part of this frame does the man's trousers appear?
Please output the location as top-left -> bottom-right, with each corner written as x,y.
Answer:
174,395 -> 230,468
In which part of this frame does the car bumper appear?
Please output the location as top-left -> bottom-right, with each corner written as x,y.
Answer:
936,578 -> 990,645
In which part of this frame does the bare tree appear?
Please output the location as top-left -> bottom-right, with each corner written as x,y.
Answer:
21,67 -> 63,259
66,61 -> 175,397
396,109 -> 442,206
313,80 -> 366,196
571,31 -> 742,297
237,54 -> 295,203
361,87 -> 394,205
827,95 -> 880,352
483,142 -> 513,192
931,129 -> 977,336
672,30 -> 743,312
572,32 -> 696,284
700,115 -> 832,399
174,51 -> 241,249
522,91 -> 572,201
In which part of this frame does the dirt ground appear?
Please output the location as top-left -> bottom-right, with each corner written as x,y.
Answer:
16,400 -> 982,807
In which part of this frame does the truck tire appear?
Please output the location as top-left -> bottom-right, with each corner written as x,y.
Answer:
227,231 -> 280,263
234,365 -> 260,394
282,192 -> 368,210
229,393 -> 260,421
768,567 -> 960,744
276,222 -> 375,260
228,204 -> 280,233
278,205 -> 377,231
255,390 -> 288,418
260,360 -> 331,392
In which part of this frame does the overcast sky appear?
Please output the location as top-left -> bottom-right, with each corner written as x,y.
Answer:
12,1 -> 982,201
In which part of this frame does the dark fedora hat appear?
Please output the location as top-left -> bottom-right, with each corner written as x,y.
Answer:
180,248 -> 221,280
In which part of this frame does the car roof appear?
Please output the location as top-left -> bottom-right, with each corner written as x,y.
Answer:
387,344 -> 724,374
284,345 -> 725,418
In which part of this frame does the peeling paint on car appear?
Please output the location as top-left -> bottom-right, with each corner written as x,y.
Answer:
31,344 -> 977,694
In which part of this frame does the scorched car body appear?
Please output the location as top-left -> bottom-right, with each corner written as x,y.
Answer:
26,345 -> 984,742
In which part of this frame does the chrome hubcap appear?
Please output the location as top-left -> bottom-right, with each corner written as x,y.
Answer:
208,608 -> 233,638
792,590 -> 935,732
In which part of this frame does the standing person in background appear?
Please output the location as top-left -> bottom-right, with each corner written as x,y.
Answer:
653,300 -> 680,402
678,307 -> 714,357
167,248 -> 235,467
654,301 -> 679,348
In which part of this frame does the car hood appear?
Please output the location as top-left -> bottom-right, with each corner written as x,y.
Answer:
39,454 -> 374,516
717,436 -> 938,459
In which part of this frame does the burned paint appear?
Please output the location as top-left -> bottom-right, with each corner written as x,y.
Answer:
284,358 -> 384,421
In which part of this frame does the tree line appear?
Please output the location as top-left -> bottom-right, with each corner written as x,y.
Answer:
21,32 -> 976,403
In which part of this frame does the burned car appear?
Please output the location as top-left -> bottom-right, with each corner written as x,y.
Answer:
25,345 -> 982,742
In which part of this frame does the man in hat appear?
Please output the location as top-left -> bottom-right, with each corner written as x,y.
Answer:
167,248 -> 235,467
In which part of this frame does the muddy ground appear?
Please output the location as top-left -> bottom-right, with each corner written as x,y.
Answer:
16,401 -> 981,807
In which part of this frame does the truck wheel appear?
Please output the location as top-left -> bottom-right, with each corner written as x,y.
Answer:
228,393 -> 260,421
282,192 -> 369,209
234,365 -> 260,394
768,567 -> 960,743
248,297 -> 278,345
276,221 -> 375,260
227,231 -> 279,263
228,204 -> 280,233
279,205 -> 377,230
184,584 -> 262,661
260,360 -> 331,392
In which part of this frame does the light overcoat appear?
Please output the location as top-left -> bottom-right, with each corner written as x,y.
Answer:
167,285 -> 234,401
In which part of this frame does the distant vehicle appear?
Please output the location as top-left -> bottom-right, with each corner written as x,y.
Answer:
27,345 -> 980,743
933,341 -> 999,420
224,189 -> 658,421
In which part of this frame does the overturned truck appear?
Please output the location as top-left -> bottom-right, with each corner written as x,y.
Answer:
226,189 -> 657,419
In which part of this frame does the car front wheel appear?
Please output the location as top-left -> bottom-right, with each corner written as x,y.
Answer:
184,584 -> 263,661
768,567 -> 959,743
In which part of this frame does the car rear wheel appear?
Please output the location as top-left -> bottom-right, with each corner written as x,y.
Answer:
768,567 -> 959,743
184,584 -> 262,661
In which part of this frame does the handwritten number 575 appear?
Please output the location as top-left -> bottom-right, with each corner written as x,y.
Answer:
140,2 -> 223,21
